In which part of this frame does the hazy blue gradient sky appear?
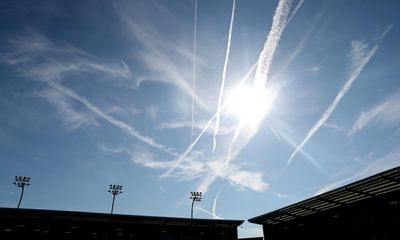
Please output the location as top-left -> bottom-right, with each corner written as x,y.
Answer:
0,0 -> 399,238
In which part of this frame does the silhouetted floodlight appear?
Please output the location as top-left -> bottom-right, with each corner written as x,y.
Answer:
190,191 -> 202,219
13,176 -> 31,208
108,184 -> 123,214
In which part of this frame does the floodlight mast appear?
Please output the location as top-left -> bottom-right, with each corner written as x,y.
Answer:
190,191 -> 202,219
108,184 -> 123,214
13,176 -> 31,209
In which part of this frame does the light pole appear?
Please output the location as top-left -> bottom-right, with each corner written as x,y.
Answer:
190,191 -> 202,219
13,176 -> 31,208
108,184 -> 123,214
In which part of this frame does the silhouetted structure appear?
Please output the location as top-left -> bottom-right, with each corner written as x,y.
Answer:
249,166 -> 400,240
239,237 -> 263,240
0,208 -> 243,240
190,191 -> 202,219
108,185 -> 123,214
12,176 -> 30,209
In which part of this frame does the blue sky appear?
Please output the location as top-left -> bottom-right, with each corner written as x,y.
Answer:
0,0 -> 399,237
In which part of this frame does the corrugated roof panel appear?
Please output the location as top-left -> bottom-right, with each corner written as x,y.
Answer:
248,166 -> 400,225
372,184 -> 400,195
356,179 -> 392,191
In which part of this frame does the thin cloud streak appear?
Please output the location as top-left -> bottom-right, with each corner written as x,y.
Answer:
191,0 -> 198,143
287,0 -> 304,24
214,0 -> 236,152
288,26 -> 392,165
268,123 -> 281,141
159,121 -> 234,136
270,6 -> 326,82
212,184 -> 222,219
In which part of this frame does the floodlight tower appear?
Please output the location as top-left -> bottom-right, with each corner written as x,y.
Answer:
108,184 -> 123,214
13,176 -> 31,208
190,191 -> 202,219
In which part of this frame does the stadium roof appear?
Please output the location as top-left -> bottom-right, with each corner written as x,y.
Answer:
249,166 -> 400,225
0,207 -> 243,228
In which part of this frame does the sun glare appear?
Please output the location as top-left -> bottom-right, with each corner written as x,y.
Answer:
227,85 -> 277,127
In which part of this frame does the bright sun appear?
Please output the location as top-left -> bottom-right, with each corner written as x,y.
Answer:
227,85 -> 277,127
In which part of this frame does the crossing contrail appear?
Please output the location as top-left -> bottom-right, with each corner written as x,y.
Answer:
214,0 -> 237,152
161,64 -> 256,179
224,0 -> 295,166
287,26 -> 392,165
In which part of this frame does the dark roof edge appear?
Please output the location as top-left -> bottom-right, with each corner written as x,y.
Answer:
249,165 -> 400,224
0,207 -> 243,226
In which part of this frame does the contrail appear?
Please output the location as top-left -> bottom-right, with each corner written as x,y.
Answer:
271,7 -> 326,83
48,81 -> 178,157
275,125 -> 328,174
268,123 -> 281,141
225,121 -> 244,165
287,0 -> 304,24
214,0 -> 237,152
196,206 -> 223,219
161,64 -> 256,179
224,0 -> 296,166
191,0 -> 198,144
254,0 -> 292,89
287,26 -> 392,165
212,184 -> 223,219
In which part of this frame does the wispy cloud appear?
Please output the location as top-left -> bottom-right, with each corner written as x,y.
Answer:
349,92 -> 400,135
100,144 -> 268,193
35,87 -> 99,130
113,0 -> 208,110
323,123 -> 345,131
1,32 -> 131,80
287,25 -> 392,165
3,32 -> 177,156
270,191 -> 294,199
